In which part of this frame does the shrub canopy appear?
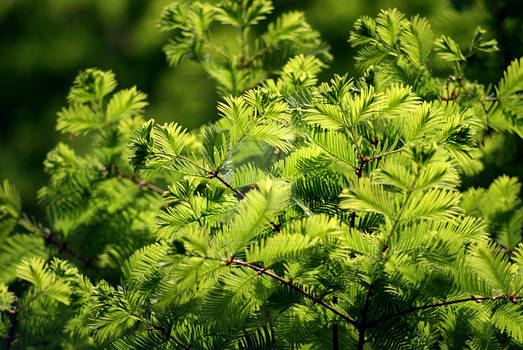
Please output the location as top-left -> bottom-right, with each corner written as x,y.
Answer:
1,1 -> 522,349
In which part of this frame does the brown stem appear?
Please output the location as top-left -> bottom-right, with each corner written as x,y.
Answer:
209,171 -> 246,199
228,258 -> 359,327
356,327 -> 365,350
365,294 -> 521,328
349,212 -> 357,231
127,175 -> 165,195
332,295 -> 339,350
19,218 -> 102,274
357,285 -> 373,350
5,305 -> 19,350
354,155 -> 370,179
101,166 -> 165,195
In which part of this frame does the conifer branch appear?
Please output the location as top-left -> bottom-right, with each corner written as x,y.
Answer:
365,294 -> 522,328
226,257 -> 359,327
19,218 -> 102,274
3,6 -> 522,348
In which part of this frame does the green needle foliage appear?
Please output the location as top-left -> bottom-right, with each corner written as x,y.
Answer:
159,0 -> 331,96
1,2 -> 523,349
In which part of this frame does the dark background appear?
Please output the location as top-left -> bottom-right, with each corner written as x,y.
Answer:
1,0 -> 522,216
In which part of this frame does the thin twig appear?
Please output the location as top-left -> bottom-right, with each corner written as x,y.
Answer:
208,171 -> 246,199
227,258 -> 359,327
357,285 -> 373,350
19,218 -> 102,274
349,212 -> 357,233
127,174 -> 165,195
365,294 -> 521,328
101,166 -> 165,195
479,98 -> 491,124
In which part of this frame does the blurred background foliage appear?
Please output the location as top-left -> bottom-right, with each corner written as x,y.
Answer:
1,0 -> 522,216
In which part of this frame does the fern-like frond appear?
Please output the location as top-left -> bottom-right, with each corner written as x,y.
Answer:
215,0 -> 272,27
56,104 -> 102,135
219,181 -> 290,254
231,163 -> 270,188
105,87 -> 148,123
67,69 -> 117,104
490,303 -> 523,341
434,35 -> 465,62
348,16 -> 376,47
0,234 -> 49,284
246,233 -> 317,265
17,257 -> 73,305
400,15 -> 433,65
218,95 -> 294,151
497,57 -> 523,98
375,8 -> 407,48
0,284 -> 15,311
468,241 -> 519,293
340,178 -> 398,218
382,84 -> 420,117
306,128 -> 357,166
401,189 -> 461,221
263,12 -> 311,47
123,242 -> 169,288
